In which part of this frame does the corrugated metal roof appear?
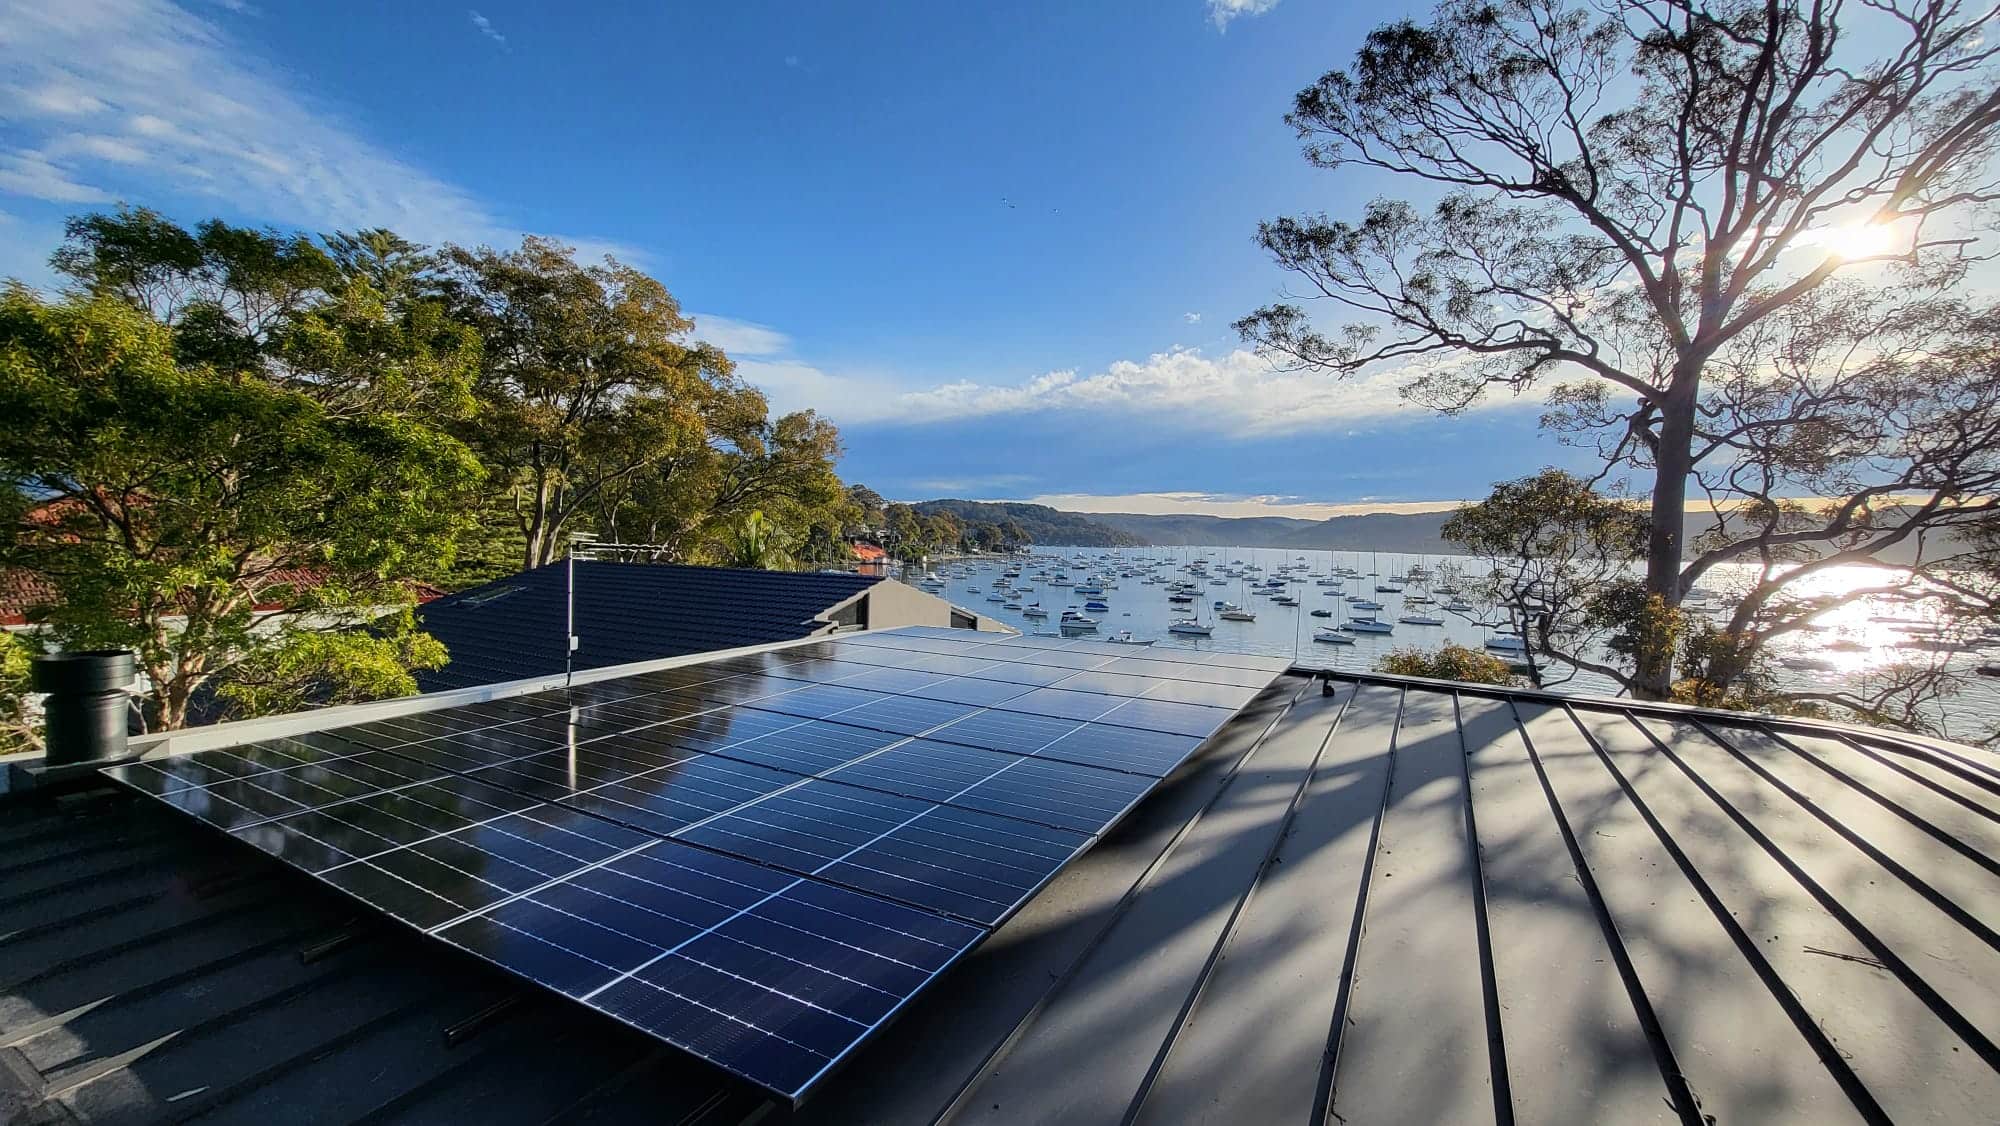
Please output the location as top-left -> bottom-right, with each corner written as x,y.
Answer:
5,663 -> 1997,1124
413,562 -> 879,691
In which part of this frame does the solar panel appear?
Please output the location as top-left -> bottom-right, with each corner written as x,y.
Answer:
105,626 -> 1287,1102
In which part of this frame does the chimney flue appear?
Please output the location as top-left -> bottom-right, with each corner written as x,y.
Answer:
33,650 -> 136,767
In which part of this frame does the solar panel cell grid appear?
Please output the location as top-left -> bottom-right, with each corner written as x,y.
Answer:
105,625 -> 1285,1102
740,683 -> 889,720
922,709 -> 1084,756
957,659 -> 1084,686
1034,723 -> 1209,776
995,687 -> 1123,723
813,804 -> 1088,925
898,676 -> 1035,707
555,754 -> 807,837
857,693 -> 989,733
822,738 -> 1018,803
1095,698 -> 1240,738
701,720 -> 905,775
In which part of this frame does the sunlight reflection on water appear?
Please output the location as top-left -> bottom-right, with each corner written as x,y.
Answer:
912,548 -> 2000,742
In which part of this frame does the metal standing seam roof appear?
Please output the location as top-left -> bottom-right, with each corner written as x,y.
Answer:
4,656 -> 1998,1124
811,672 -> 2000,1125
412,562 -> 881,691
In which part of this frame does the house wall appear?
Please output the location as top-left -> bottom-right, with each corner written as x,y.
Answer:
858,579 -> 1010,633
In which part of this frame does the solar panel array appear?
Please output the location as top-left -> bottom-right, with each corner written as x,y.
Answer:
105,626 -> 1289,1101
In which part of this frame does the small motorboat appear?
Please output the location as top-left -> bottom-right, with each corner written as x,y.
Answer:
1084,599 -> 1111,613
1022,604 -> 1049,619
1485,635 -> 1527,653
1106,631 -> 1155,646
1310,608 -> 1333,618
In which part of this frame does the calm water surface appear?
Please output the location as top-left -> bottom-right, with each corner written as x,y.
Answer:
903,546 -> 2000,740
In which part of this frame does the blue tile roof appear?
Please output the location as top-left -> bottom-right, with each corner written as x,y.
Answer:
414,561 -> 880,690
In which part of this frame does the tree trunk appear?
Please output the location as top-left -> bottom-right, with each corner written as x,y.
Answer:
158,677 -> 190,732
522,478 -> 552,569
1637,389 -> 1697,700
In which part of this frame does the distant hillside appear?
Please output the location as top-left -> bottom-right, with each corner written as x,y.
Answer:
1074,505 -> 1954,564
1083,512 -> 1321,546
913,500 -> 1145,547
1085,510 -> 1455,552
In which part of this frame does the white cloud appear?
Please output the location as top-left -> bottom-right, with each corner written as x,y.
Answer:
1208,0 -> 1281,31
689,312 -> 791,356
884,347 -> 1420,432
1183,311 -> 1202,324
0,0 -> 632,260
468,9 -> 507,48
0,151 -> 111,203
730,343 -> 1515,435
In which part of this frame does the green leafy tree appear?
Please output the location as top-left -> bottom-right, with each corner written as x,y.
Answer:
590,402 -> 847,564
1442,470 -> 1649,690
884,504 -> 926,564
924,511 -> 963,555
0,631 -> 40,753
1241,0 -> 2000,700
1377,644 -> 1520,687
0,287 -> 481,729
845,484 -> 887,533
218,608 -> 447,718
53,208 -> 478,423
436,237 -> 734,568
721,510 -> 791,570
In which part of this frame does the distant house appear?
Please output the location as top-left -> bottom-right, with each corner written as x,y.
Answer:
850,541 -> 889,563
412,560 -> 1004,691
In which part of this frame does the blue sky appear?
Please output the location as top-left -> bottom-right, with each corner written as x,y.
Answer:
0,0 -> 1596,517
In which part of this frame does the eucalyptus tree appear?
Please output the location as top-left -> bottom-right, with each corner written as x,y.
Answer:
436,237 -> 736,568
53,208 -> 478,421
1240,0 -> 2000,701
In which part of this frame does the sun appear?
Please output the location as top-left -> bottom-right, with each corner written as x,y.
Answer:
1814,220 -> 1898,260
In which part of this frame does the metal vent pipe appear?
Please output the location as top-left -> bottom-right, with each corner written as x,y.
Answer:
32,650 -> 135,767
